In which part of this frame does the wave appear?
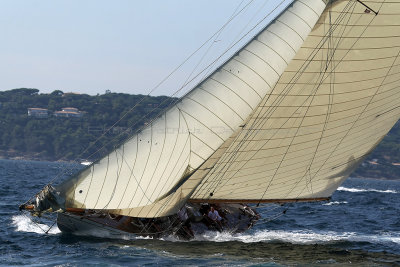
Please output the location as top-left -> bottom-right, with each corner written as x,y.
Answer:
11,215 -> 61,235
322,201 -> 348,206
337,187 -> 398,194
192,229 -> 400,245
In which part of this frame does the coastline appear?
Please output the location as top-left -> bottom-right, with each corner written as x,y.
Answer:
0,151 -> 398,181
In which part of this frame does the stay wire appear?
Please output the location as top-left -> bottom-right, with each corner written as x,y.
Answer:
132,0 -> 293,219
25,0 -> 259,204
194,0 -> 358,200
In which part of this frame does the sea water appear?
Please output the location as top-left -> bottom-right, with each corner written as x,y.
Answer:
1,159 -> 400,266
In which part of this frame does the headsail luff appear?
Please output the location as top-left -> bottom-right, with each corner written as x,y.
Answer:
190,0 -> 400,203
56,0 -> 327,218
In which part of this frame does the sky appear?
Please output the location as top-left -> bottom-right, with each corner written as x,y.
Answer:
0,0 -> 289,96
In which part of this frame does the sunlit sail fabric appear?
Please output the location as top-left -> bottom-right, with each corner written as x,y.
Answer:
190,0 -> 400,202
58,0 -> 326,217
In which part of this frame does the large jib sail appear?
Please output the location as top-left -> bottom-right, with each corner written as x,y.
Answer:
50,0 -> 399,219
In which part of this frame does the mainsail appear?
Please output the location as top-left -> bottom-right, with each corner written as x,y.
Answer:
54,0 -> 400,218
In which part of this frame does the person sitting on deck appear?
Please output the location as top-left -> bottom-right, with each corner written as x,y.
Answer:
207,205 -> 223,231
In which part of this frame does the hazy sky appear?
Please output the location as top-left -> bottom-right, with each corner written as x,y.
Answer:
0,0 -> 288,96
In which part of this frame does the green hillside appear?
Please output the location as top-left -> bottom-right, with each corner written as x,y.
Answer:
0,88 -> 398,179
0,88 -> 174,161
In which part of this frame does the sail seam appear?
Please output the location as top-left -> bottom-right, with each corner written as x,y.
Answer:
209,77 -> 254,110
116,134 -> 141,208
179,109 -> 225,143
268,0 -> 360,199
197,86 -> 245,121
255,38 -> 293,62
275,19 -> 306,41
207,126 -> 397,185
184,96 -> 235,132
221,112 -> 400,168
292,54 -> 400,61
259,77 -> 400,95
220,68 -> 263,99
297,0 -> 321,16
286,10 -> 314,29
295,2 -> 394,196
197,0 -> 358,200
134,117 -> 169,207
242,48 -> 281,76
231,57 -> 273,91
93,154 -> 110,209
129,124 -> 155,208
213,138 -> 391,195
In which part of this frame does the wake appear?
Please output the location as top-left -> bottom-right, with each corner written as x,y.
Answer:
191,229 -> 400,245
337,187 -> 398,194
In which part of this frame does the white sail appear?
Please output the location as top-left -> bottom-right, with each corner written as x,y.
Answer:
59,0 -> 327,217
190,0 -> 400,202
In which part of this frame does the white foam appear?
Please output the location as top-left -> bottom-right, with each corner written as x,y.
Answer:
12,215 -> 61,235
337,187 -> 398,194
192,229 -> 400,245
322,201 -> 348,206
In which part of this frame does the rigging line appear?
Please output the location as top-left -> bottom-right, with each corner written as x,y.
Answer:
212,102 -> 400,151
298,54 -> 400,194
199,116 -> 400,183
377,106 -> 400,117
121,115 -> 168,209
81,0 -> 292,171
237,0 -> 356,140
134,111 -> 190,214
217,0 -> 358,172
184,0 -> 252,86
20,211 -> 50,234
116,134 -> 140,208
44,219 -> 57,235
201,0 -> 268,80
256,69 -> 329,203
125,124 -> 154,208
294,3 -> 390,187
85,0 -> 289,162
97,145 -> 125,211
205,121 -> 399,178
92,153 -> 111,209
197,0 -> 357,198
307,9 -> 336,193
123,109 -> 184,212
210,128 -> 400,194
135,132 -> 191,214
198,0 -> 356,197
209,119 -> 395,195
285,0 -> 357,197
356,0 -> 379,15
76,0 -> 256,163
78,0 -> 291,166
302,51 -> 400,190
82,165 -> 95,206
31,0 -> 262,198
139,111 -> 199,219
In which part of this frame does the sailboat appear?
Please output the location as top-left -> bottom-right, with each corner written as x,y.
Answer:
20,0 -> 400,239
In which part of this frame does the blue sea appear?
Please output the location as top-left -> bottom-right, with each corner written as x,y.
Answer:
1,159 -> 399,266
